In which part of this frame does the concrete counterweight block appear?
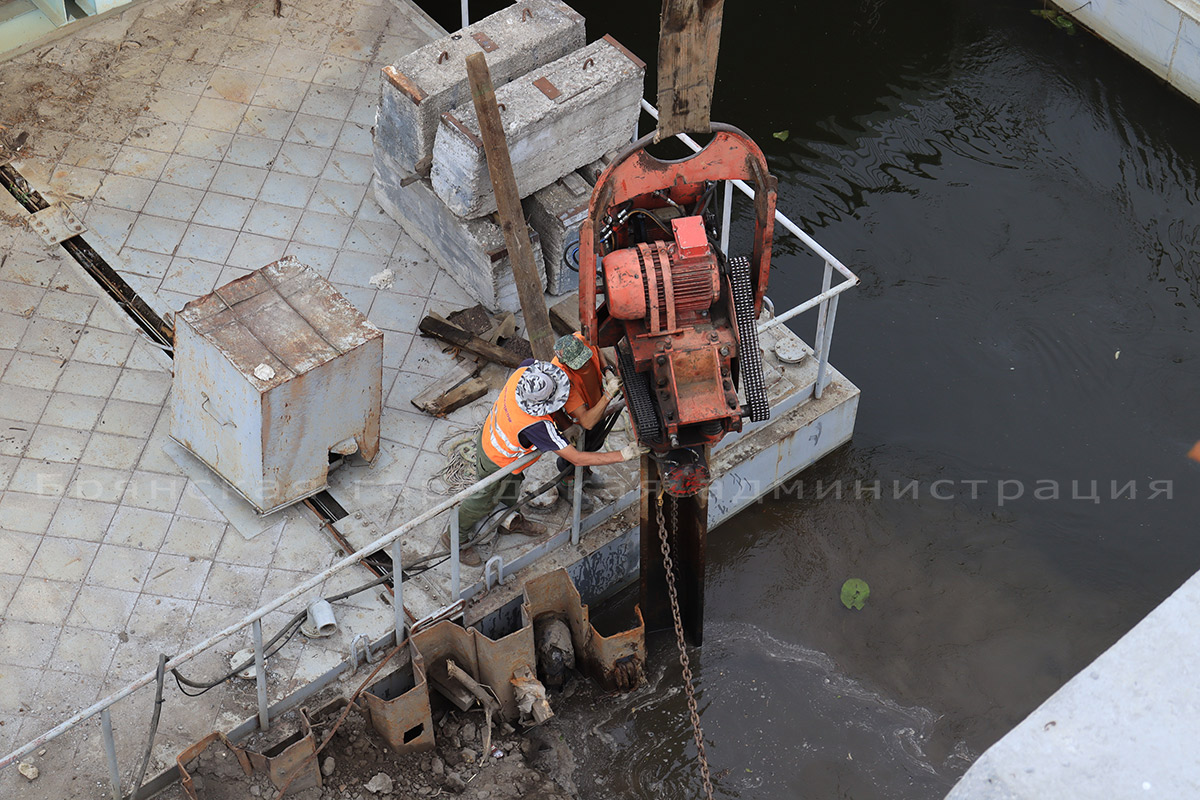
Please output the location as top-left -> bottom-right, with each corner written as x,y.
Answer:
372,170 -> 545,313
171,256 -> 384,514
431,34 -> 646,219
374,0 -> 585,175
523,171 -> 591,295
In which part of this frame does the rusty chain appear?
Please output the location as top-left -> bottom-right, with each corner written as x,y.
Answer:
656,492 -> 715,800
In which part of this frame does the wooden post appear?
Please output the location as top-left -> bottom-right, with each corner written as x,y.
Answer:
465,52 -> 556,361
656,0 -> 726,141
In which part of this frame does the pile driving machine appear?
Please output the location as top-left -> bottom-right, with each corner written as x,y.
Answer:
579,123 -> 778,645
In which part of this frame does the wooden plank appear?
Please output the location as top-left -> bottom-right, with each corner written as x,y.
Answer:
424,377 -> 488,417
656,0 -> 726,140
418,315 -> 524,368
464,52 -> 557,361
411,362 -> 479,411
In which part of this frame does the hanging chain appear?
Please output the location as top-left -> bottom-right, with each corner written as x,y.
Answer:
656,492 -> 715,800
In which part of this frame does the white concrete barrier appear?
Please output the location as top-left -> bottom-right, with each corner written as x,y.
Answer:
374,0 -> 585,175
430,35 -> 645,219
1063,0 -> 1200,103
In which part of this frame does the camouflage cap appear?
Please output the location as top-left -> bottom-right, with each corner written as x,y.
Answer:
554,334 -> 593,371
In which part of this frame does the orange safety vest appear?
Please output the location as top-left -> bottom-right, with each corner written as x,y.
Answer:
552,332 -> 603,420
480,367 -> 554,473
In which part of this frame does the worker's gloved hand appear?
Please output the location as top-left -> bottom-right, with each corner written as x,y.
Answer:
602,373 -> 621,397
561,423 -> 582,441
619,443 -> 650,461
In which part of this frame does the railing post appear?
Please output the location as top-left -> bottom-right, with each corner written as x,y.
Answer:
460,0 -> 469,30
450,512 -> 461,602
100,709 -> 120,800
813,260 -> 834,399
816,293 -> 839,396
392,538 -> 404,645
571,463 -> 584,545
252,620 -> 269,731
719,180 -> 733,256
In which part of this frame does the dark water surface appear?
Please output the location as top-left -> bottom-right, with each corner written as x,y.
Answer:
430,0 -> 1200,796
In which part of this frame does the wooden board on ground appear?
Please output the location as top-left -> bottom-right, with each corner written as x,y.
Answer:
412,362 -> 485,415
419,315 -> 524,368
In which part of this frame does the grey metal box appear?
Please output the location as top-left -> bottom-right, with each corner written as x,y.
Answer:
171,257 -> 384,514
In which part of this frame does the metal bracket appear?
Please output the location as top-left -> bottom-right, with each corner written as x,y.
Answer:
484,555 -> 507,589
471,31 -> 499,52
28,201 -> 86,245
350,634 -> 379,669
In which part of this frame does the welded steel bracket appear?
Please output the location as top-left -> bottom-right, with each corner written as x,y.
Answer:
176,732 -> 253,800
522,568 -> 646,692
27,201 -> 85,245
237,707 -> 322,792
362,640 -> 436,754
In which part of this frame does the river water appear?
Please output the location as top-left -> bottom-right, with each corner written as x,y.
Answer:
430,0 -> 1200,796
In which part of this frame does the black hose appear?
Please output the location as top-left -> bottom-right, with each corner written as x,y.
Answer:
169,405 -> 626,694
171,568 -> 401,694
129,654 -> 166,800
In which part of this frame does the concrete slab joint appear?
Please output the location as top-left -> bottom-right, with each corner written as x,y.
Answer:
430,35 -> 647,219
373,0 -> 586,175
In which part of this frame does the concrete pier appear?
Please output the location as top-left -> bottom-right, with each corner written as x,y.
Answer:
1059,0 -> 1200,103
947,570 -> 1200,799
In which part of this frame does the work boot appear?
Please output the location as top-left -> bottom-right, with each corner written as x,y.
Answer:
556,483 -> 595,513
440,529 -> 482,567
501,513 -> 546,538
582,467 -> 608,490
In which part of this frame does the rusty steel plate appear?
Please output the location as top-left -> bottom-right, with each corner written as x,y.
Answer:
28,201 -> 86,245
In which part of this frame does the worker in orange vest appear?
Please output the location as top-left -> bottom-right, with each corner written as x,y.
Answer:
444,357 -> 643,567
550,332 -> 623,505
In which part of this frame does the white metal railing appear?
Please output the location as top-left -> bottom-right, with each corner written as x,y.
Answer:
0,94 -> 857,799
637,100 -> 859,399
0,450 -> 539,792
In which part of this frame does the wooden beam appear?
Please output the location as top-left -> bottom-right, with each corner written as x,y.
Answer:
656,0 -> 726,141
464,52 -> 556,361
423,377 -> 488,416
418,315 -> 524,368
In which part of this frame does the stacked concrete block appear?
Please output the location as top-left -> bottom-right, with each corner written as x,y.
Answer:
431,35 -> 646,219
578,147 -> 622,184
523,171 -> 591,295
373,171 -> 545,313
374,0 -> 585,176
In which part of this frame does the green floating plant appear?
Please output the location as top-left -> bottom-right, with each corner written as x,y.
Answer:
840,578 -> 870,611
1031,9 -> 1077,34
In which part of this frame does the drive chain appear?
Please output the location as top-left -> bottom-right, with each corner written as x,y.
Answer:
656,493 -> 715,800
